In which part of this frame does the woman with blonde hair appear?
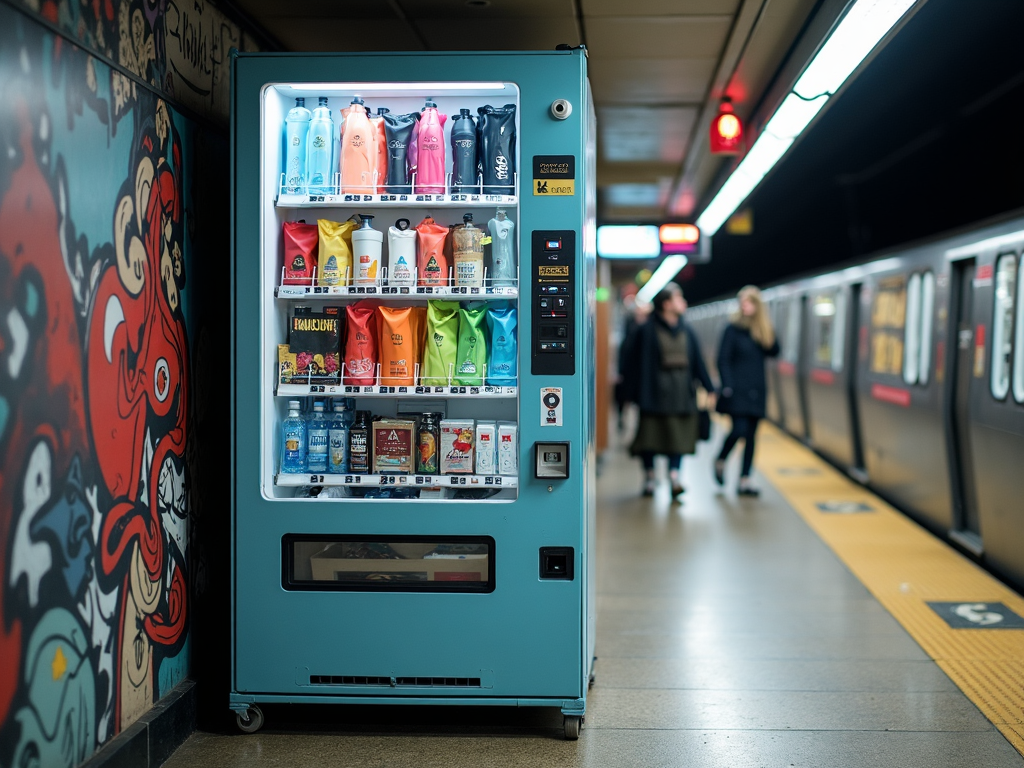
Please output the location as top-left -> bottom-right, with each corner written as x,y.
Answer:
714,285 -> 780,496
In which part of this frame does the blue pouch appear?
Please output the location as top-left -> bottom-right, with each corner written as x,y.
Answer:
486,305 -> 517,386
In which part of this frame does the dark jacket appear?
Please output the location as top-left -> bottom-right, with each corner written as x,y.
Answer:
622,314 -> 714,415
716,323 -> 781,417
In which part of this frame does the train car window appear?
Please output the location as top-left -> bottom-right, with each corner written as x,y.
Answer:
991,254 -> 1016,400
1015,258 -> 1024,403
903,274 -> 922,384
918,272 -> 935,386
813,294 -> 836,368
832,290 -> 847,373
783,297 -> 801,364
870,276 -> 906,377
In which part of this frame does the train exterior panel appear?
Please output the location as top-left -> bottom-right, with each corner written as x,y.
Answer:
689,213 -> 1024,591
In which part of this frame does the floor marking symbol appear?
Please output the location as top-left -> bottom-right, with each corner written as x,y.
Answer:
927,601 -> 1024,629
815,500 -> 873,513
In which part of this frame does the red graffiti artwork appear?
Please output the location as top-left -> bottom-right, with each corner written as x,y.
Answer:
0,101 -> 90,725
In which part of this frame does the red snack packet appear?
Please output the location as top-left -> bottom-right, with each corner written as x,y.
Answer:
344,301 -> 379,385
283,221 -> 318,285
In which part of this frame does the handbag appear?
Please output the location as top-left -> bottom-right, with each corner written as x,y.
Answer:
698,408 -> 711,441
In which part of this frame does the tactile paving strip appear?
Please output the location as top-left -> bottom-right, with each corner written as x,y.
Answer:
757,422 -> 1024,755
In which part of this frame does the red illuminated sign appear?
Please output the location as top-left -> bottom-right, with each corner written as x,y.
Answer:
710,101 -> 743,155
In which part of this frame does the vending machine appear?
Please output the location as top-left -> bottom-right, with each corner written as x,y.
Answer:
230,48 -> 596,739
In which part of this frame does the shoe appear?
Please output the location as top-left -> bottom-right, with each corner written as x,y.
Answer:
714,460 -> 725,486
642,480 -> 655,497
671,484 -> 685,497
737,478 -> 760,497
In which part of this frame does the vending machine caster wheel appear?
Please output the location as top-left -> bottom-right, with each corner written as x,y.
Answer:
236,705 -> 264,734
563,714 -> 582,740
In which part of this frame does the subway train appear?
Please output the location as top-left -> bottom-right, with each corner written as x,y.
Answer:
687,213 -> 1024,592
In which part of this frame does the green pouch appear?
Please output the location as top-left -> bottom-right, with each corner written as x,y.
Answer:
420,300 -> 461,386
454,306 -> 488,386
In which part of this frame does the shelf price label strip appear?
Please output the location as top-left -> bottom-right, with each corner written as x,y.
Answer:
275,473 -> 517,488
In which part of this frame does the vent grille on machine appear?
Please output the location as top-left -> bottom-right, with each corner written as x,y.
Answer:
309,675 -> 482,687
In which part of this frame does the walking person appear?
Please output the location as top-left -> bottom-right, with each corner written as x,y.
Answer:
622,283 -> 715,499
714,285 -> 780,496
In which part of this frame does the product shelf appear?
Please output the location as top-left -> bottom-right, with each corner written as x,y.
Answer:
274,472 -> 518,488
276,383 -> 517,399
277,172 -> 518,209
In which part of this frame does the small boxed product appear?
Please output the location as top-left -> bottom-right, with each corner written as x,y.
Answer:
497,421 -> 518,476
372,419 -> 415,474
440,419 -> 475,474
279,305 -> 342,385
475,421 -> 496,475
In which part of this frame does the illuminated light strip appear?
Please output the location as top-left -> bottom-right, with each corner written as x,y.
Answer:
945,229 -> 1024,260
635,255 -> 688,304
695,0 -> 918,237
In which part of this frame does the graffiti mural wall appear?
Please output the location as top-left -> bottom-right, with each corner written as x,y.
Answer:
0,0 -> 238,760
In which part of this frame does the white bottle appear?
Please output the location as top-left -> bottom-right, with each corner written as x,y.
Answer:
387,218 -> 417,287
488,209 -> 516,286
352,214 -> 383,285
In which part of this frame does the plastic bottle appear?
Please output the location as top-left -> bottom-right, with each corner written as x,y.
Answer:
417,412 -> 440,474
348,410 -> 371,474
307,97 -> 335,195
372,108 -> 390,193
341,97 -> 375,193
383,112 -> 417,194
352,214 -> 383,285
281,399 -> 307,473
488,209 -> 516,286
479,104 -> 517,194
283,98 -> 311,193
450,108 -> 477,189
414,99 -> 447,194
453,213 -> 484,287
328,401 -> 350,474
306,401 -> 330,473
387,218 -> 416,287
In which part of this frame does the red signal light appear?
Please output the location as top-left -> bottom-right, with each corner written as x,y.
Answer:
710,100 -> 743,155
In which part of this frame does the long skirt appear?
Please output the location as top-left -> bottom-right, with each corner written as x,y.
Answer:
630,411 -> 698,457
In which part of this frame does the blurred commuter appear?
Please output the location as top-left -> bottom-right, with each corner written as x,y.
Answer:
622,284 -> 715,498
614,296 -> 651,432
714,285 -> 780,496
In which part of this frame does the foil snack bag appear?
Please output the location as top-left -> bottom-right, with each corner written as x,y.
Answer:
454,306 -> 488,386
421,300 -> 460,386
485,305 -> 517,386
283,220 -> 318,285
344,302 -> 378,385
317,217 -> 357,286
377,306 -> 416,387
415,216 -> 449,286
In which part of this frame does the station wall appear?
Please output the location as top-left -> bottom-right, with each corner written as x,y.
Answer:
0,0 -> 253,762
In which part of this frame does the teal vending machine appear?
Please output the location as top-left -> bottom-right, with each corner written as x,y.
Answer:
230,48 -> 596,739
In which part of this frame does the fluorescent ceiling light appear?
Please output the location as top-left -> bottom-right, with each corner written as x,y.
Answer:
636,255 -> 688,304
794,0 -> 916,99
695,0 -> 919,238
597,225 -> 661,259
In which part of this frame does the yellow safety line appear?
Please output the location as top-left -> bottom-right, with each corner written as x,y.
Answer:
756,422 -> 1024,754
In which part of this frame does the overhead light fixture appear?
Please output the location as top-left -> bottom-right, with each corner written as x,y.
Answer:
635,256 -> 688,304
659,223 -> 700,245
695,0 -> 918,238
597,225 -> 661,259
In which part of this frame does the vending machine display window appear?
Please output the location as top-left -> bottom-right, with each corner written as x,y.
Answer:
259,82 -> 522,504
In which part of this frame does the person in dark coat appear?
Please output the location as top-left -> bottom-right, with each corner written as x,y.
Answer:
714,285 -> 780,496
622,283 -> 715,498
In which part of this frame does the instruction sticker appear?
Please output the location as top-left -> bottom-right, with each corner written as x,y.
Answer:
533,155 -> 576,196
541,387 -> 563,426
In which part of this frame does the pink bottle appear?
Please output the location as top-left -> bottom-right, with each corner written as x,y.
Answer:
414,99 -> 447,194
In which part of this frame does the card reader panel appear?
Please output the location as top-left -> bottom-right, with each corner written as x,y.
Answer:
531,230 -> 576,375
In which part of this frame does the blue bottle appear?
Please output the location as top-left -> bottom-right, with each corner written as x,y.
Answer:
284,98 -> 311,193
281,399 -> 307,473
307,96 -> 334,195
328,401 -> 350,474
306,401 -> 330,473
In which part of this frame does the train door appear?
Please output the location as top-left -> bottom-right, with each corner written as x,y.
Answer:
846,283 -> 866,474
945,259 -> 982,551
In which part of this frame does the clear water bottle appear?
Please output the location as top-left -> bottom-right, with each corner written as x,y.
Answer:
328,401 -> 350,474
281,399 -> 307,473
306,401 -> 330,473
307,96 -> 334,195
283,98 -> 311,193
